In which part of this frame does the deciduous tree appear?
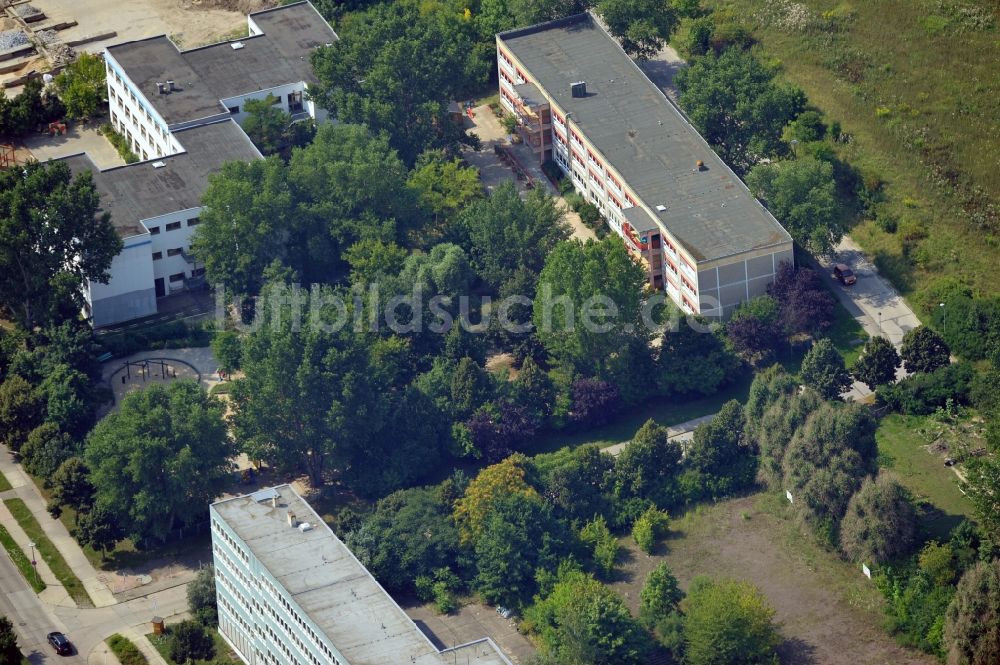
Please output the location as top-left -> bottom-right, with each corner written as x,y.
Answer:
901,326 -> 951,374
839,474 -> 917,564
596,0 -> 679,59
682,577 -> 781,665
852,336 -> 901,391
800,338 -> 852,399
453,453 -> 540,544
54,53 -> 107,119
944,560 -> 1000,665
0,161 -> 121,330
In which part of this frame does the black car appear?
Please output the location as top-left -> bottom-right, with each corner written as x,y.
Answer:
47,632 -> 72,655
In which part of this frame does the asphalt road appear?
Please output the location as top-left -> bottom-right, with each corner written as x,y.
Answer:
0,553 -> 83,664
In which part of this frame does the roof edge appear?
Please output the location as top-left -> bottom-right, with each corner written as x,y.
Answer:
496,12 -> 589,40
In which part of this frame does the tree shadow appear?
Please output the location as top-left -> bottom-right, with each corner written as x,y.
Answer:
777,637 -> 819,665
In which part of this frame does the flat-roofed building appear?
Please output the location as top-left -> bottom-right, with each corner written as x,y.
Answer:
497,13 -> 794,317
210,485 -> 513,665
58,1 -> 336,327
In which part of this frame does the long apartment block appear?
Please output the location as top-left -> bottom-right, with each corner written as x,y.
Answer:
497,13 -> 794,317
60,1 -> 335,327
210,485 -> 512,665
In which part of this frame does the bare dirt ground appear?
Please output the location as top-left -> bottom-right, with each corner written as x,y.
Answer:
610,493 -> 937,665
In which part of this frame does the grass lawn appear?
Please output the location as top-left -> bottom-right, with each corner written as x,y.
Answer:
698,0 -> 1000,301
0,471 -> 11,492
2,499 -> 92,607
147,628 -> 242,665
0,523 -> 46,593
876,413 -> 974,539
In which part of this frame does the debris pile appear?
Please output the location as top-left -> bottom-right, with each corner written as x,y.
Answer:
11,4 -> 42,20
0,28 -> 29,50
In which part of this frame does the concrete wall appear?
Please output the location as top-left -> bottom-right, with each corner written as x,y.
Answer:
105,53 -> 181,160
88,235 -> 157,326
696,247 -> 794,319
220,81 -> 309,125
142,207 -> 204,290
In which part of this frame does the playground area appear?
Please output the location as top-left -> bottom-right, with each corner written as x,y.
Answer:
105,357 -> 201,410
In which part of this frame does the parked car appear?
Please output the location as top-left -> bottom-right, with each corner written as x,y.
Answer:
496,606 -> 513,619
833,263 -> 857,286
47,632 -> 72,655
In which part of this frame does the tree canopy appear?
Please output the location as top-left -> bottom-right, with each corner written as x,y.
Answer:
596,0 -> 679,59
681,577 -> 781,665
800,338 -> 852,399
83,380 -> 233,543
901,326 -> 951,374
852,336 -> 901,391
944,559 -> 1000,665
55,53 -> 107,119
0,161 -> 122,330
676,48 -> 805,174
839,474 -> 917,564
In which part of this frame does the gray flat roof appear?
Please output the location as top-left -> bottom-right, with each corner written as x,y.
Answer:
499,14 -> 792,262
212,486 -> 450,665
106,1 -> 336,126
60,120 -> 261,237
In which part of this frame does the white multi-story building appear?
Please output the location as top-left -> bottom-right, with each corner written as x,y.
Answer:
61,1 -> 336,327
210,485 -> 512,665
497,13 -> 795,318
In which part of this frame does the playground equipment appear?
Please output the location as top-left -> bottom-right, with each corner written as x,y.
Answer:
120,359 -> 177,384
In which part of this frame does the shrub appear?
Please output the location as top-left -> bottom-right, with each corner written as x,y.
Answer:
99,123 -> 139,164
875,362 -> 974,415
577,202 -> 601,226
944,560 -> 1000,665
900,326 -> 951,374
167,620 -> 214,664
106,634 -> 148,665
682,577 -> 781,665
580,515 -> 619,578
632,506 -> 670,554
839,475 -> 917,564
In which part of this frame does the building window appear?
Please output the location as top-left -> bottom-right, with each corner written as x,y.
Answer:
192,267 -> 205,277
228,105 -> 239,114
187,217 -> 200,227
148,226 -> 160,235
169,272 -> 185,283
287,91 -> 303,113
167,248 -> 182,257
152,251 -> 163,260
165,221 -> 181,232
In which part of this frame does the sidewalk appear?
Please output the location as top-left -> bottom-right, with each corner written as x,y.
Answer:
603,413 -> 716,457
0,446 -> 118,608
0,497 -> 71,607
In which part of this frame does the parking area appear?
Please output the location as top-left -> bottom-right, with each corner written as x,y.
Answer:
405,601 -> 536,665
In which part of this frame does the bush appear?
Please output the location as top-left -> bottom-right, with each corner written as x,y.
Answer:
839,475 -> 917,564
99,320 -> 214,357
875,362 -> 974,415
99,123 -> 139,164
167,620 -> 214,664
632,506 -> 670,554
682,577 -> 781,665
944,560 -> 1000,664
577,202 -> 601,226
580,515 -> 619,578
107,634 -> 148,665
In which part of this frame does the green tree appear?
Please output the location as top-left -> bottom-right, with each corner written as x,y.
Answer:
964,455 -> 1000,546
852,336 -> 901,391
453,454 -> 540,544
210,331 -> 242,375
192,157 -> 293,298
640,563 -> 683,621
407,150 -> 481,230
453,182 -> 569,289
187,565 -> 218,626
168,620 -> 215,663
614,419 -> 682,502
512,357 -> 556,424
580,515 -> 619,577
682,577 -> 781,665
54,53 -> 106,119
533,237 -> 649,378
596,0 -> 679,59
686,399 -> 755,496
40,363 -> 97,437
839,474 -> 917,564
527,570 -> 652,665
534,444 -> 613,522
632,505 -> 670,555
75,503 -> 124,558
0,615 -> 20,665
901,326 -> 951,374
46,456 -> 94,522
241,94 -> 314,158
20,423 -> 77,483
754,388 -> 822,489
344,238 -> 408,285
746,157 -> 842,255
346,487 -> 460,593
800,338 -> 852,399
83,380 -> 233,543
0,161 -> 122,330
675,48 -> 805,174
944,560 -> 1000,665
655,317 -> 738,397
782,402 -> 877,543
0,375 -> 43,451
310,1 -> 483,165
474,492 -> 567,608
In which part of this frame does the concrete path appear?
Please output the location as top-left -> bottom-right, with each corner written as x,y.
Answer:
24,122 -> 125,170
0,447 -> 117,609
462,105 -> 596,242
603,413 -> 716,457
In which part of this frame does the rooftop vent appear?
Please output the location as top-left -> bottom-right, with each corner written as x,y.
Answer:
250,487 -> 279,503
696,160 -> 706,171
231,41 -> 245,50
570,81 -> 587,98
155,82 -> 165,94
167,80 -> 176,91
298,522 -> 313,533
151,161 -> 166,169
287,511 -> 297,528
656,204 -> 667,212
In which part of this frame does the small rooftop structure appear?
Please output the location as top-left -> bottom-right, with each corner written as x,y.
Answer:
211,485 -> 512,665
60,120 -> 261,237
498,13 -> 791,262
